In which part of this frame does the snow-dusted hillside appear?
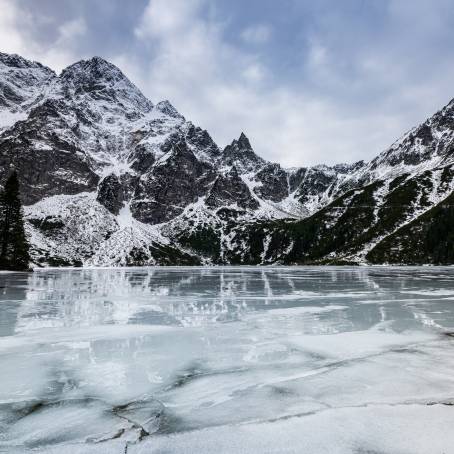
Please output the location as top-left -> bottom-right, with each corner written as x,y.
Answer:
1,52 -> 454,266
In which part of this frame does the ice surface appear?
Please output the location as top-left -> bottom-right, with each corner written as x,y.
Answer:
1,267 -> 454,453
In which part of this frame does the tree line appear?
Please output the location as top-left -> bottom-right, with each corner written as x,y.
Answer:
0,171 -> 31,271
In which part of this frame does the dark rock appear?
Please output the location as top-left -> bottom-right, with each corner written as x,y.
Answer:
413,124 -> 434,146
185,123 -> 221,162
206,166 -> 259,210
254,163 -> 289,202
130,144 -> 156,173
97,173 -> 139,215
296,167 -> 337,205
131,140 -> 216,224
97,174 -> 125,215
155,100 -> 184,119
0,100 -> 99,204
288,168 -> 307,192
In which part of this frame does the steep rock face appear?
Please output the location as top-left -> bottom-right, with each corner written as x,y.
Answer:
295,161 -> 365,211
184,122 -> 221,164
0,55 -> 193,208
206,166 -> 259,210
155,100 -> 184,119
131,140 -> 216,224
97,174 -> 125,215
97,173 -> 138,215
253,163 -> 289,202
288,168 -> 307,192
55,57 -> 165,172
0,97 -> 100,204
296,165 -> 340,206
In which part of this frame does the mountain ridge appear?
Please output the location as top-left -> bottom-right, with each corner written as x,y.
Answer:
1,52 -> 453,266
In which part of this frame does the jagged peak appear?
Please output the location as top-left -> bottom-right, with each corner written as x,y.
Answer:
182,122 -> 221,163
58,55 -> 154,112
89,56 -> 111,65
60,56 -> 126,82
238,132 -> 252,149
224,132 -> 255,154
444,97 -> 454,110
0,52 -> 55,75
65,55 -> 115,69
155,100 -> 184,119
153,138 -> 200,169
183,121 -> 200,135
222,132 -> 265,171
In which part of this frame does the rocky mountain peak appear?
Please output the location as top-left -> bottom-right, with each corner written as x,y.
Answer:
222,133 -> 265,172
60,56 -> 123,82
59,56 -> 153,113
155,100 -> 183,119
238,132 -> 252,149
0,53 -> 57,132
183,122 -> 221,164
0,52 -> 54,74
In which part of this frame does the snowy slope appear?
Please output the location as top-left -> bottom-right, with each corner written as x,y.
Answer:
25,193 -> 199,266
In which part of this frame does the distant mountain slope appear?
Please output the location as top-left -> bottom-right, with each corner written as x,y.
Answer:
1,52 -> 454,266
203,164 -> 454,265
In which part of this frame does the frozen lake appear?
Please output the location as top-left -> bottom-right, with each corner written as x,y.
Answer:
1,267 -> 454,453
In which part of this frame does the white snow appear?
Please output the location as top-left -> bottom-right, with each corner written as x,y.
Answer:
117,202 -> 134,229
0,110 -> 27,132
25,193 -> 172,267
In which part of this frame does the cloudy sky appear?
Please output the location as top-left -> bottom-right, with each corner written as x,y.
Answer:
1,0 -> 454,167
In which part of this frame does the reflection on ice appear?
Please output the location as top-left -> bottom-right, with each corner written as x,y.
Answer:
1,267 -> 454,453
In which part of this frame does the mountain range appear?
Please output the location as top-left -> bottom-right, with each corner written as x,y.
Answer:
1,51 -> 454,266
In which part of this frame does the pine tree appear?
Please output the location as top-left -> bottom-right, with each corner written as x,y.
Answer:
0,172 -> 31,271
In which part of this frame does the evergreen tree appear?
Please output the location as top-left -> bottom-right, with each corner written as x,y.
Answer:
0,172 -> 31,271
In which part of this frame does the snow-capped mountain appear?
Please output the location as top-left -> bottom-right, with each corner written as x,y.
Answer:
1,52 -> 453,266
0,53 -> 56,133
